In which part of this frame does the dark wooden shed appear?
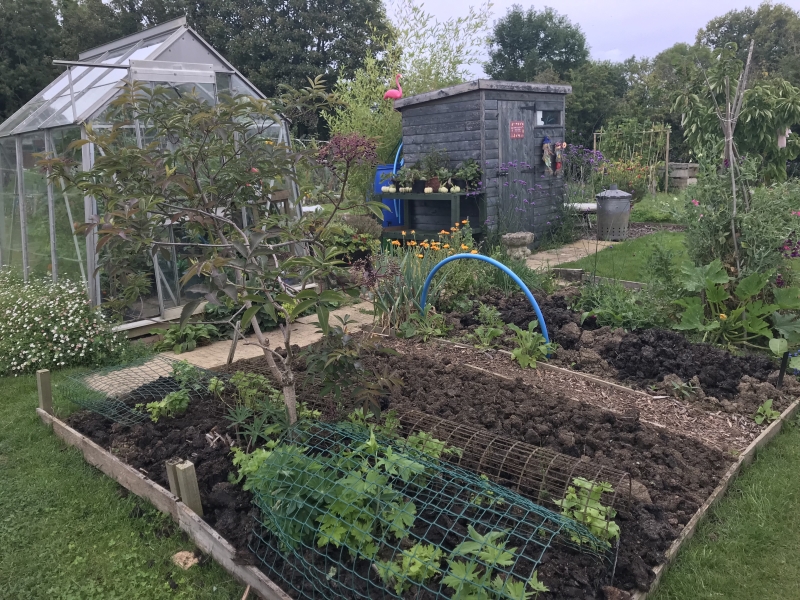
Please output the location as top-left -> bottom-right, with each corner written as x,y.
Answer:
393,79 -> 572,243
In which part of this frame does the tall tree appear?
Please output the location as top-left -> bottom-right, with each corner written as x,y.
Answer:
0,0 -> 61,120
565,61 -> 628,148
485,4 -> 588,82
697,2 -> 800,85
59,0 -> 139,60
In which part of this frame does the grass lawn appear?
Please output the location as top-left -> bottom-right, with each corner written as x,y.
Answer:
0,371 -> 244,600
630,192 -> 686,223
559,231 -> 688,282
652,416 -> 800,600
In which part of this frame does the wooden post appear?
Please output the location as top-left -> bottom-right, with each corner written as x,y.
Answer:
175,460 -> 203,516
165,457 -> 182,497
664,130 -> 670,193
36,369 -> 53,415
593,132 -> 597,152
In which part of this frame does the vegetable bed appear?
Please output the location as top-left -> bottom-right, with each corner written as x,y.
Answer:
60,335 -> 757,600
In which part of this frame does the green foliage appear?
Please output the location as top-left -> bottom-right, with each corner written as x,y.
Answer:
420,148 -> 452,179
171,360 -> 205,393
376,543 -> 444,595
305,315 -> 402,416
676,43 -> 800,182
682,162 -> 799,278
673,259 -> 800,352
754,399 -> 781,425
554,478 -> 620,548
697,3 -> 800,86
151,323 -> 218,354
575,281 -> 674,331
228,371 -> 282,409
453,158 -> 483,190
142,389 -> 190,423
566,60 -> 629,148
443,526 -> 549,599
399,308 -> 449,341
507,321 -> 553,369
392,0 -> 494,97
471,325 -> 506,350
0,270 -> 125,376
484,5 -> 588,82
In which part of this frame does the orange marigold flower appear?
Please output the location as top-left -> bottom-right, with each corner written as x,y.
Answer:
401,230 -> 406,236
411,230 -> 416,234
439,230 -> 450,235
408,240 -> 417,246
391,240 -> 400,246
461,219 -> 468,224
443,244 -> 450,249
417,253 -> 424,258
470,249 -> 479,254
461,244 -> 469,250
451,227 -> 457,231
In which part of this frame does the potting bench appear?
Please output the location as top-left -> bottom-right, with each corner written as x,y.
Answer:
376,192 -> 485,240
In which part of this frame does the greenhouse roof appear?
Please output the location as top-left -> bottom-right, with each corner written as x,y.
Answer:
0,17 -> 262,138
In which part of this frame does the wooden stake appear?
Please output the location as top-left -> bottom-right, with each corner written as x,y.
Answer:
227,320 -> 241,365
664,130 -> 670,193
175,460 -> 203,516
165,457 -> 182,497
241,585 -> 251,600
36,369 -> 53,415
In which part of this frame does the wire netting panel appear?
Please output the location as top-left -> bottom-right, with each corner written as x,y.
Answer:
249,420 -> 612,600
393,409 -> 631,517
59,356 -> 212,425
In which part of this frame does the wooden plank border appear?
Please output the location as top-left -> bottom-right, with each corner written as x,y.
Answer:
433,338 -> 800,597
36,408 -> 292,600
631,397 -> 800,599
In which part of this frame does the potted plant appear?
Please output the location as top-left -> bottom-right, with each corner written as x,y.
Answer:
421,148 -> 450,191
395,165 -> 415,193
436,167 -> 452,193
410,167 -> 425,193
454,158 -> 481,191
379,171 -> 397,194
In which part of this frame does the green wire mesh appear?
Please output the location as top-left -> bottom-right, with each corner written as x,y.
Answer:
58,355 -> 212,425
249,420 -> 612,600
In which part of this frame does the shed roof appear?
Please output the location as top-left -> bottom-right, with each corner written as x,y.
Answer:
0,17 -> 262,138
393,79 -> 572,110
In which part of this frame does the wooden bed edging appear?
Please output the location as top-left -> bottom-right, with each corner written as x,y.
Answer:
631,396 -> 800,599
36,408 -> 292,600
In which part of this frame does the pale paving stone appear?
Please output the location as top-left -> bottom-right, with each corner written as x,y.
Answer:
526,239 -> 615,270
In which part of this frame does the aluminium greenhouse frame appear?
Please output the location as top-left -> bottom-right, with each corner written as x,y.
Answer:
0,18 -> 298,327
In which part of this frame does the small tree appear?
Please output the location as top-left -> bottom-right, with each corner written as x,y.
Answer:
46,80 -> 385,423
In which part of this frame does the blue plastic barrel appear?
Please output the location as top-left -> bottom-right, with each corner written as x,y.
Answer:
374,164 -> 403,227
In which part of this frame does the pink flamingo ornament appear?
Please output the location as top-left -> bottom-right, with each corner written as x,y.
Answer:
383,74 -> 403,100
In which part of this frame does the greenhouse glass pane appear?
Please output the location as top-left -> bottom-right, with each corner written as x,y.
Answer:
16,95 -> 73,132
0,139 -> 21,271
0,102 -> 46,136
74,83 -> 118,119
50,128 -> 88,284
20,133 -> 51,278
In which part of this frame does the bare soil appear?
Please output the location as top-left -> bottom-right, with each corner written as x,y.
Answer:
447,290 -> 799,418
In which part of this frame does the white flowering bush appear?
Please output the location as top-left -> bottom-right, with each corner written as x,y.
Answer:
0,270 -> 125,376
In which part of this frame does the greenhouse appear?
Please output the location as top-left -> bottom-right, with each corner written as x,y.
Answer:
0,17 -> 294,327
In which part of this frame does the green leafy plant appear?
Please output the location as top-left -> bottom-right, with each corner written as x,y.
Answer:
207,376 -> 226,398
470,325 -> 505,350
420,148 -> 451,179
507,320 -> 553,369
376,543 -> 444,595
0,270 -> 125,376
305,315 -> 403,417
554,478 -> 620,548
754,399 -> 781,425
229,371 -> 282,409
142,389 -> 190,422
151,323 -> 218,354
669,380 -> 698,400
399,307 -> 449,341
674,259 -> 800,353
454,158 -> 482,190
443,526 -> 549,600
575,281 -> 672,331
171,360 -> 205,392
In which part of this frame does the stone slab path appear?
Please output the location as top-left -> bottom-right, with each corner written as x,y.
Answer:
526,239 -> 614,270
176,301 -> 375,370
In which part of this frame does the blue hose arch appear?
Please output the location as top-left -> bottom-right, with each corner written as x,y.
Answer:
420,254 -> 550,343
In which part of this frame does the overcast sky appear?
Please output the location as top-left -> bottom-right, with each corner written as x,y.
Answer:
420,0 -> 800,73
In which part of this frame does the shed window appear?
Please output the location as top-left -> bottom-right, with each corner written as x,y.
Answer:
536,110 -> 561,126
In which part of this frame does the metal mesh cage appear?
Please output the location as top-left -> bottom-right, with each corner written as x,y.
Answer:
393,409 -> 631,516
58,355 -> 213,425
249,420 -> 614,600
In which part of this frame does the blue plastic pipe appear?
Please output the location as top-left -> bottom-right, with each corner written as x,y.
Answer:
419,254 -> 550,343
392,142 -> 404,219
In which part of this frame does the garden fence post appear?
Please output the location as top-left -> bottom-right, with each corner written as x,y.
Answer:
227,320 -> 241,365
36,369 -> 53,415
175,460 -> 204,516
165,457 -> 182,497
664,130 -> 670,193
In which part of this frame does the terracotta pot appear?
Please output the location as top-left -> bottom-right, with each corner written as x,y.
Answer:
426,177 -> 440,190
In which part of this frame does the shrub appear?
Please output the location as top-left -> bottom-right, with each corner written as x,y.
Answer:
0,270 -> 125,375
573,281 -> 674,331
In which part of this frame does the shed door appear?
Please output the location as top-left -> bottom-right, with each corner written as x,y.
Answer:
498,101 -> 564,236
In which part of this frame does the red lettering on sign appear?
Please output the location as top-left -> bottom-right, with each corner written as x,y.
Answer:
510,121 -> 525,139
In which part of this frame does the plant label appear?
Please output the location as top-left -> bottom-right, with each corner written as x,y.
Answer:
510,121 -> 525,139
